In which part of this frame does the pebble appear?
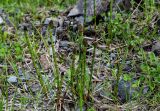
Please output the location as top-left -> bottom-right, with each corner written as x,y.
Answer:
0,8 -> 4,15
75,16 -> 84,25
7,76 -> 18,84
18,68 -> 30,82
152,41 -> 160,56
44,18 -> 52,25
110,53 -> 116,61
0,16 -> 3,24
117,78 -> 138,103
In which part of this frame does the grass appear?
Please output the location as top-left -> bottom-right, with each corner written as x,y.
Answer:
0,0 -> 160,110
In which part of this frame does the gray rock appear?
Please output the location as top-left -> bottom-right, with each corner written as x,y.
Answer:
20,75 -> 30,82
152,41 -> 160,51
117,78 -> 138,103
34,21 -> 41,27
41,25 -> 47,36
18,68 -> 30,82
72,24 -> 78,31
7,76 -> 18,84
110,53 -> 116,61
44,18 -> 52,25
143,86 -> 149,94
115,0 -> 131,10
49,47 -> 53,56
5,16 -> 14,27
152,41 -> 160,56
75,16 -> 84,25
68,0 -> 109,17
68,0 -> 110,24
18,23 -> 31,31
76,106 -> 86,111
0,16 -> 3,24
30,82 -> 41,93
59,41 -> 69,47
0,8 -> 4,15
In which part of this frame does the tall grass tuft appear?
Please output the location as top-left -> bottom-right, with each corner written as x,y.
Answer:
25,32 -> 48,94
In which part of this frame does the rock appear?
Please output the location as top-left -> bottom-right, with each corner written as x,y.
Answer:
68,0 -> 110,24
49,47 -> 53,56
152,41 -> 160,50
5,16 -> 14,27
30,82 -> 41,93
157,19 -> 160,27
110,52 -> 117,61
7,76 -> 18,84
44,18 -> 52,25
18,23 -> 32,31
143,86 -> 149,94
41,25 -> 47,36
152,41 -> 160,56
18,68 -> 30,82
76,106 -> 86,111
123,61 -> 132,72
41,18 -> 53,36
72,24 -> 78,31
39,54 -> 51,70
20,75 -> 30,82
115,0 -> 131,10
34,21 -> 41,27
117,78 -> 138,103
0,16 -> 3,24
52,29 -> 57,41
0,8 -> 4,15
68,0 -> 109,17
112,77 -> 139,103
157,19 -> 160,35
75,16 -> 85,25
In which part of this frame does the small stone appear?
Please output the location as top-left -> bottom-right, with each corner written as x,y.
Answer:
34,21 -> 41,27
53,18 -> 59,27
44,18 -> 52,25
143,86 -> 149,94
152,41 -> 160,56
115,0 -> 131,10
56,26 -> 63,35
75,16 -> 84,25
7,76 -> 18,84
68,0 -> 109,17
5,17 -> 14,27
0,8 -> 4,15
152,41 -> 160,51
18,23 -> 31,31
76,106 -> 86,111
126,60 -> 131,65
20,75 -> 30,82
63,20 -> 70,27
58,16 -> 64,27
68,6 -> 82,17
20,73 -> 30,82
49,47 -> 53,56
117,78 -> 138,103
0,16 -> 3,24
157,19 -> 160,27
18,68 -> 30,82
42,75 -> 49,83
110,53 -> 116,61
59,41 -> 70,47
41,26 -> 47,36
72,24 -> 78,31
30,82 -> 41,93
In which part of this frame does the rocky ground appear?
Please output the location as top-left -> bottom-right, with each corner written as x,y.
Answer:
0,0 -> 160,111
